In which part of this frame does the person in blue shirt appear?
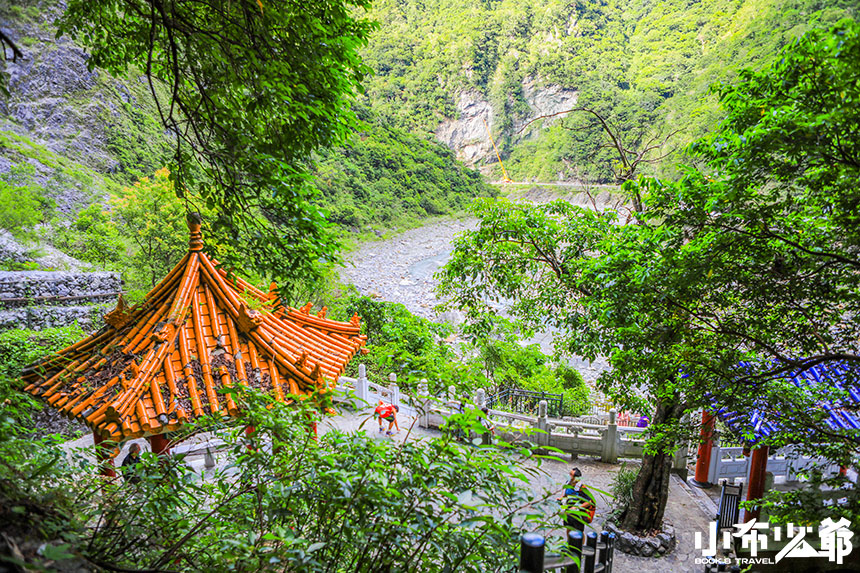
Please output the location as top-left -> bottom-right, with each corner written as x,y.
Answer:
561,467 -> 595,532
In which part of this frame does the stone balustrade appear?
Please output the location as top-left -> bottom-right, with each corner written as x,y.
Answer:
335,366 -> 689,469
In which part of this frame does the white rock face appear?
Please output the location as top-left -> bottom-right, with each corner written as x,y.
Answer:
434,79 -> 578,167
434,91 -> 494,165
516,77 -> 579,135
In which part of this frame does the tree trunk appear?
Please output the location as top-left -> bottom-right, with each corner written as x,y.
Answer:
620,393 -> 683,532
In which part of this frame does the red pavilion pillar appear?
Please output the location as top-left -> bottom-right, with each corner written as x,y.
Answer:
245,425 -> 256,451
692,410 -> 716,487
93,432 -> 116,478
744,445 -> 770,522
148,433 -> 171,457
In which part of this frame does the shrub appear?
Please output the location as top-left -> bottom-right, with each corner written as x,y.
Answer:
608,462 -> 639,522
0,164 -> 50,239
0,386 -> 560,572
0,323 -> 86,378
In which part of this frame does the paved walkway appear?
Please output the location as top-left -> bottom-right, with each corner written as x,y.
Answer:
329,409 -> 714,572
65,408 -> 714,572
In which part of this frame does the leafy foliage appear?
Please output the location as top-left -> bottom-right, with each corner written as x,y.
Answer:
110,167 -> 190,288
58,0 -> 377,283
315,107 -> 495,231
333,295 -> 458,390
359,0 -> 858,181
626,18 -> 860,464
438,19 -> 860,529
0,164 -> 53,239
607,463 -> 639,522
0,323 -> 86,379
331,296 -> 591,410
53,203 -> 125,269
0,385 -> 560,572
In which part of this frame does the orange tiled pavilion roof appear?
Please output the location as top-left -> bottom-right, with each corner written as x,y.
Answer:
21,215 -> 366,441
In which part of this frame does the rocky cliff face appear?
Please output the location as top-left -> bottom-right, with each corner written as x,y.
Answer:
434,76 -> 577,171
0,3 -> 171,218
434,91 -> 495,166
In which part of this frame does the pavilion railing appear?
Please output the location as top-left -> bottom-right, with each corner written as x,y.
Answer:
333,365 -> 690,469
487,387 -> 564,418
704,432 -> 841,484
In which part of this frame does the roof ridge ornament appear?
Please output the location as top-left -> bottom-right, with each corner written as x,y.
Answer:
104,294 -> 133,329
187,212 -> 204,251
237,302 -> 264,332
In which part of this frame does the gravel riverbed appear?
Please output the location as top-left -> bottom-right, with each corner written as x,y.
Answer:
338,188 -> 619,382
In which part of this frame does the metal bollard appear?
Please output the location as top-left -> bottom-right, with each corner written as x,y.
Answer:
598,531 -> 609,571
519,533 -> 545,573
605,532 -> 615,573
566,529 -> 584,573
583,531 -> 598,573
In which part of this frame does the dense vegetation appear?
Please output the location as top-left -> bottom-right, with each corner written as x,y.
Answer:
359,0 -> 858,181
314,107 -> 493,231
439,18 -> 860,531
2,0 -> 859,565
0,0 -> 494,288
330,296 -> 591,415
0,376 -> 566,572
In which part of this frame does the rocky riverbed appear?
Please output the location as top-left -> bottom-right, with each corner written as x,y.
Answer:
339,187 -> 619,382
340,216 -> 474,323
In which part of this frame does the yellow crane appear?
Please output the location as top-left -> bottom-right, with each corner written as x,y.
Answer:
483,118 -> 513,184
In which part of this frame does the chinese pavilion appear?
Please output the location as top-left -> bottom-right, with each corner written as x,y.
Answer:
21,214 -> 366,473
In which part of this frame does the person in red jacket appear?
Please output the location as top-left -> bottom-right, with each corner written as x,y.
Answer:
373,400 -> 400,435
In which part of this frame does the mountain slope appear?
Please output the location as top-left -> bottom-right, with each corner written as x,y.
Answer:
359,0 -> 859,181
0,0 -> 493,271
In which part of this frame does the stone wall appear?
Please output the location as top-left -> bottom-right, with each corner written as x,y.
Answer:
0,271 -> 122,332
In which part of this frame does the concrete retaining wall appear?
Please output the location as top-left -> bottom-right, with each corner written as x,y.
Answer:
0,271 -> 122,331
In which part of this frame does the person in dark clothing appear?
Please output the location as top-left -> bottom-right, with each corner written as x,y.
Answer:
560,467 -> 595,533
121,442 -> 142,484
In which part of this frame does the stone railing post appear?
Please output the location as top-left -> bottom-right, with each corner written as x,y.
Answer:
601,409 -> 618,463
447,385 -> 456,405
418,379 -> 429,428
785,444 -> 798,483
388,373 -> 399,406
356,364 -> 369,404
672,412 -> 690,479
204,446 -> 216,469
476,388 -> 486,409
536,400 -> 549,447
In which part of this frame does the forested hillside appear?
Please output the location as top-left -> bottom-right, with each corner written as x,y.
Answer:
359,0 -> 858,181
0,1 -> 491,285
1,0 -> 857,284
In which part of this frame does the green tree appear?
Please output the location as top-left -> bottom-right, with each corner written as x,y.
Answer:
58,0 -> 376,283
438,198 -> 685,531
439,19 -> 860,530
111,168 -> 189,289
0,384 -> 560,572
0,164 -> 50,240
53,204 -> 124,269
